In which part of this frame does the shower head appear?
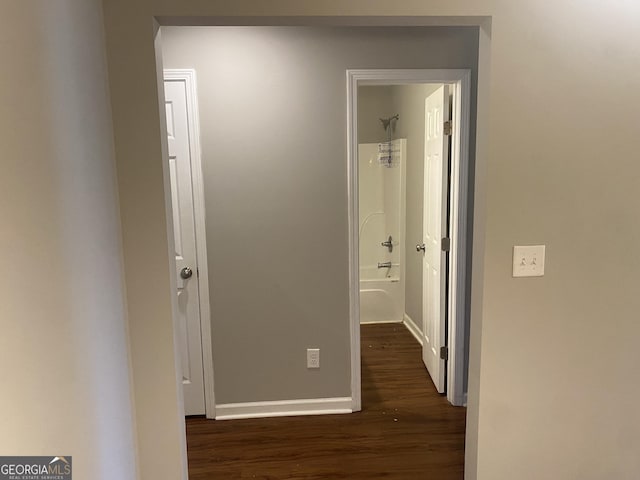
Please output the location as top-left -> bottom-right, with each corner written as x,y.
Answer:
380,114 -> 399,132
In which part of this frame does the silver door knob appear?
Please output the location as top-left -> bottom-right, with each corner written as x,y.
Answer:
416,243 -> 426,252
180,267 -> 193,279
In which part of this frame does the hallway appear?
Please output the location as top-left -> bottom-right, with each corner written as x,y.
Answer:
186,323 -> 466,479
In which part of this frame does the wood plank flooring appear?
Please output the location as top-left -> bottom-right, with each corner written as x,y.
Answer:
186,323 -> 466,479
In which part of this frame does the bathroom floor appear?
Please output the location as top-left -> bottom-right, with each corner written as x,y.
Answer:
185,323 -> 466,479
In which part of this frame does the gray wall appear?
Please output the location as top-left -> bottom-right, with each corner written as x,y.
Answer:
161,26 -> 479,404
0,1 -> 136,479
358,86 -> 394,144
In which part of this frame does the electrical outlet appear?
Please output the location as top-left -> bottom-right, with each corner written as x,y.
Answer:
513,245 -> 546,277
307,348 -> 320,369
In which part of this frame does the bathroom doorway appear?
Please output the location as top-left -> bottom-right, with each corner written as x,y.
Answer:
348,70 -> 472,409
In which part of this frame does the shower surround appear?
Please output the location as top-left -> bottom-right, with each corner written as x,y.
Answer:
359,138 -> 406,323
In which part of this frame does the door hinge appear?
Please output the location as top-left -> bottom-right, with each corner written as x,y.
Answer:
440,346 -> 449,361
443,120 -> 452,136
441,237 -> 451,252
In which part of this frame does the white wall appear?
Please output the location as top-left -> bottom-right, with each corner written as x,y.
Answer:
358,141 -> 404,280
358,140 -> 406,324
358,143 -> 388,278
0,1 -> 137,479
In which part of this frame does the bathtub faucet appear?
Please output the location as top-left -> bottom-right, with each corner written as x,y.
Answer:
377,262 -> 392,269
381,235 -> 393,253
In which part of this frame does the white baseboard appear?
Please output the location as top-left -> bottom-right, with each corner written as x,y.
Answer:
360,320 -> 403,325
215,397 -> 353,420
403,313 -> 423,345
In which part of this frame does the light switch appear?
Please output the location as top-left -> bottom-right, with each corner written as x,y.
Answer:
513,245 -> 545,277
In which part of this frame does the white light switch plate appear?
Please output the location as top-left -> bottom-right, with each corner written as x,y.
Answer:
513,245 -> 545,277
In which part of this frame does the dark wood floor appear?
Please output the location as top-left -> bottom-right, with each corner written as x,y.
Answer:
186,323 -> 466,479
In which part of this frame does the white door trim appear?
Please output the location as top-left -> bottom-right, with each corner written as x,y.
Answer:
347,69 -> 471,408
164,69 -> 216,418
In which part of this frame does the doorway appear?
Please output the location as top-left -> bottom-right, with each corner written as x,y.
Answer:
348,70 -> 472,409
154,25 -> 481,478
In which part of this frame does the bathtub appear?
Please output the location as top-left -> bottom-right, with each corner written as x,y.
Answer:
359,266 -> 405,323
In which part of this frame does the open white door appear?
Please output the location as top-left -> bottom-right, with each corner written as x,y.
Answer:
164,77 -> 206,415
420,85 -> 450,393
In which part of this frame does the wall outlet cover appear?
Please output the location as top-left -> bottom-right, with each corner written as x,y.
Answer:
307,348 -> 320,368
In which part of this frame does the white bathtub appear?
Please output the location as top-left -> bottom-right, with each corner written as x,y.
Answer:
360,266 -> 404,324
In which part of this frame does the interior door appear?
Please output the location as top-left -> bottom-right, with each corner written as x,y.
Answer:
164,78 -> 206,415
420,85 -> 450,393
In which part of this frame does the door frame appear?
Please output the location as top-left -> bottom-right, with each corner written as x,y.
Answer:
164,68 -> 216,418
347,69 -> 472,408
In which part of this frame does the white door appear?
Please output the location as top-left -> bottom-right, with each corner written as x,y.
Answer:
164,78 -> 206,415
420,85 -> 450,393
